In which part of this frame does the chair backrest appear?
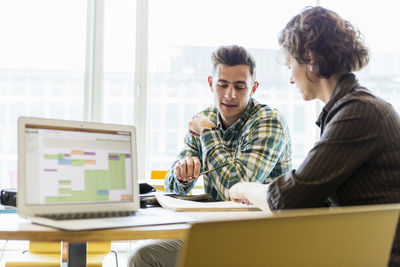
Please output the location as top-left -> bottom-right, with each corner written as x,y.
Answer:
151,170 -> 168,180
150,170 -> 204,194
177,204 -> 400,267
28,241 -> 111,254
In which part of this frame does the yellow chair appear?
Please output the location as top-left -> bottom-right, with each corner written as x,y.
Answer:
5,241 -> 114,267
149,170 -> 168,191
177,204 -> 400,267
151,170 -> 168,180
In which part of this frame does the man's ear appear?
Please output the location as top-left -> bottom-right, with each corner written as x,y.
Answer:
250,81 -> 259,96
208,76 -> 214,92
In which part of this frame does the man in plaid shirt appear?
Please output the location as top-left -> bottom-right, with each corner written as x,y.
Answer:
128,45 -> 292,267
164,45 -> 292,201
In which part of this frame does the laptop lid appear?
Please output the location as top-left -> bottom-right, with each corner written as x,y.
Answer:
17,116 -> 140,217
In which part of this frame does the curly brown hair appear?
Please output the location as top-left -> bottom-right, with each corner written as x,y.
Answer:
278,6 -> 369,78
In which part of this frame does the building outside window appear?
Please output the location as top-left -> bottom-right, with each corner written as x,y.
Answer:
0,0 -> 399,188
0,0 -> 86,188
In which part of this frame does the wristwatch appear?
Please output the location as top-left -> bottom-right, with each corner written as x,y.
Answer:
201,126 -> 218,135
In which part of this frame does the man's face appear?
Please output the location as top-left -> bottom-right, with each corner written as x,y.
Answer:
208,64 -> 258,129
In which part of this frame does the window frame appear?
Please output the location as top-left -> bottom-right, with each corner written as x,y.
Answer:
86,0 -> 322,179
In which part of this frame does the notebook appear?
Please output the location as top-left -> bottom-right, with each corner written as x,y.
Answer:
17,116 -> 193,230
156,195 -> 261,212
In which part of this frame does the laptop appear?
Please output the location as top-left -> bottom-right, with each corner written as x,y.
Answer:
17,116 -> 193,230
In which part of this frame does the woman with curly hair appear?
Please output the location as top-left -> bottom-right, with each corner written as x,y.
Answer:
230,6 -> 400,266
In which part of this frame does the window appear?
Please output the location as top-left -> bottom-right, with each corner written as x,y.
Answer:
103,0 -> 136,124
1,0 -> 399,188
320,0 -> 400,114
147,0 -> 317,172
0,0 -> 86,188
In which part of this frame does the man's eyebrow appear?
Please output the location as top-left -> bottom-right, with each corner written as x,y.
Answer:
216,79 -> 247,84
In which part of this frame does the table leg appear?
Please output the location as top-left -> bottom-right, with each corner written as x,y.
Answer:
61,242 -> 87,267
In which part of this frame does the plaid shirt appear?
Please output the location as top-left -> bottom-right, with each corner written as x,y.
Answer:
164,98 -> 292,200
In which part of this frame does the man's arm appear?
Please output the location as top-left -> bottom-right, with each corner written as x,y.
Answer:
201,110 -> 291,200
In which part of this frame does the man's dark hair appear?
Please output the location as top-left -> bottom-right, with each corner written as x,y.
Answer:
211,45 -> 256,80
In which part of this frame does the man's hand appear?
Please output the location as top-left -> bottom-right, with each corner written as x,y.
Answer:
188,114 -> 216,137
175,156 -> 201,183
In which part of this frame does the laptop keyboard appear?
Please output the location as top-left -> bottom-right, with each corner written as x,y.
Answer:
40,211 -> 136,220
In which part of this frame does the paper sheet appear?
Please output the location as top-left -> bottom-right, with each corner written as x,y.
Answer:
156,195 -> 261,212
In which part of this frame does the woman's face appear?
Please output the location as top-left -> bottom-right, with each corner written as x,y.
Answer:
288,56 -> 318,101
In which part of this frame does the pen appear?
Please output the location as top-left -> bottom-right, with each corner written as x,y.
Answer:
186,160 -> 233,182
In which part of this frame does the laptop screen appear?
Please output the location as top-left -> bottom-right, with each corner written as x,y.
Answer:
24,124 -> 134,206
